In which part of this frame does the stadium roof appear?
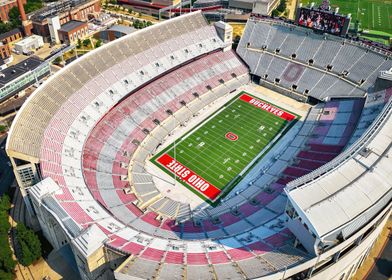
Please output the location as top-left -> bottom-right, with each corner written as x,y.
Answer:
72,224 -> 108,257
287,102 -> 392,239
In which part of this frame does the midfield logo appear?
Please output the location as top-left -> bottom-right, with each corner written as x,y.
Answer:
225,132 -> 238,141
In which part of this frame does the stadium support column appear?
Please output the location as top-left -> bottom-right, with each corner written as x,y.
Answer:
214,21 -> 233,52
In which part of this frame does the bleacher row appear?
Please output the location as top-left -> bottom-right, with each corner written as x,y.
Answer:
30,12 -> 309,276
81,50 -> 248,225
12,11 -> 392,279
35,41 -> 312,276
348,87 -> 392,146
189,98 -> 364,222
33,17 -> 313,276
237,19 -> 392,100
8,12 -> 222,159
115,237 -> 308,280
80,95 -> 363,250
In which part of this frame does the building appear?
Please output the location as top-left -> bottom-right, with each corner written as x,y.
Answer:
192,0 -> 279,15
0,0 -> 26,22
0,58 -> 6,70
14,35 -> 44,54
0,43 -> 11,60
5,12 -> 392,280
57,20 -> 88,45
0,57 -> 49,102
0,28 -> 23,44
30,0 -> 100,41
226,0 -> 280,14
48,16 -> 61,44
94,25 -> 135,43
252,0 -> 280,15
118,0 -> 181,17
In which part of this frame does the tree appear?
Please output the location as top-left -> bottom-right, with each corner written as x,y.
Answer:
0,235 -> 16,271
24,0 -> 43,14
82,38 -> 91,47
271,9 -> 280,17
276,0 -> 286,13
53,57 -> 62,65
77,38 -> 82,49
0,212 -> 10,233
15,224 -> 42,266
95,39 -> 102,48
0,269 -> 13,280
0,196 -> 15,276
0,22 -> 13,34
146,21 -> 153,27
0,195 -> 10,212
8,7 -> 21,28
133,19 -> 140,29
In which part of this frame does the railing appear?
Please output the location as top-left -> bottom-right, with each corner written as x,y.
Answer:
249,16 -> 392,56
287,97 -> 392,189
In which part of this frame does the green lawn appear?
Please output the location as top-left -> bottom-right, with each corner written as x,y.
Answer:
152,92 -> 298,203
300,0 -> 392,36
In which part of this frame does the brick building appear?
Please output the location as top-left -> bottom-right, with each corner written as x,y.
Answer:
0,0 -> 26,22
57,20 -> 88,45
94,25 -> 135,43
30,0 -> 100,41
0,43 -> 11,60
0,28 -> 22,44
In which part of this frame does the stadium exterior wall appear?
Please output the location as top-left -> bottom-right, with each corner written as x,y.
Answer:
283,203 -> 392,280
28,176 -> 392,280
30,192 -> 114,280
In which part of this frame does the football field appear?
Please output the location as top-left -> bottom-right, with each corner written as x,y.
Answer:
300,0 -> 392,35
152,92 -> 298,203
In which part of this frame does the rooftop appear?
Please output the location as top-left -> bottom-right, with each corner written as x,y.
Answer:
58,20 -> 87,33
0,28 -> 21,41
287,100 -> 392,240
0,57 -> 43,88
0,0 -> 16,6
107,24 -> 136,35
30,0 -> 95,22
15,35 -> 43,47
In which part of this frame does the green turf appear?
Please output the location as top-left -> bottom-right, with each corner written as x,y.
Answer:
300,0 -> 392,36
151,92 -> 298,203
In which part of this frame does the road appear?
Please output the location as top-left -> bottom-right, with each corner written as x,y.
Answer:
367,219 -> 392,280
0,136 -> 14,195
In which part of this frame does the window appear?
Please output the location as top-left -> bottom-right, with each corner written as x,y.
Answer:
17,165 -> 36,187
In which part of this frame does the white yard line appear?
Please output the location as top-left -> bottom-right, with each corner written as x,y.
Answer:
167,102 -> 284,186
148,84 -> 310,208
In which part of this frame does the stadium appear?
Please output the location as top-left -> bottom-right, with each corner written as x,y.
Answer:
5,11 -> 392,280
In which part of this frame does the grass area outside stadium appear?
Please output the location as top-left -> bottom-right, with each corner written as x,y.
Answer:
151,92 -> 299,205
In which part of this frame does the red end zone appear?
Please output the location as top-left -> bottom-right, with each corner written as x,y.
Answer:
156,154 -> 221,200
239,94 -> 296,121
